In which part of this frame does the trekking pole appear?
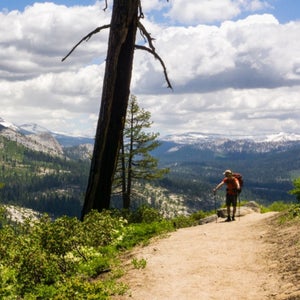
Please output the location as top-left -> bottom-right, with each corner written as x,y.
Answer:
238,194 -> 241,221
214,191 -> 218,223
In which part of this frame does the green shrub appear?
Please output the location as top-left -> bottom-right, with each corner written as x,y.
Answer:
129,205 -> 163,223
81,210 -> 127,247
0,209 -> 129,299
289,177 -> 300,202
0,264 -> 18,299
118,220 -> 174,249
261,201 -> 293,213
190,210 -> 209,222
51,275 -> 127,300
290,204 -> 300,218
132,258 -> 147,269
26,284 -> 58,300
278,204 -> 300,223
172,214 -> 196,228
16,247 -> 60,294
78,251 -> 111,278
52,276 -> 109,300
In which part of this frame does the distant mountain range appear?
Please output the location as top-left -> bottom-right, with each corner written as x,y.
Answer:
160,132 -> 300,154
155,133 -> 300,161
1,116 -> 300,212
2,116 -> 300,153
162,131 -> 300,143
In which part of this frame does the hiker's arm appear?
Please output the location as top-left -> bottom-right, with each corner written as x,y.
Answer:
213,182 -> 224,193
235,178 -> 240,190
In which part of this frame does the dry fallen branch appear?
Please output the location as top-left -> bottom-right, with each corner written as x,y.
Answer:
61,24 -> 110,62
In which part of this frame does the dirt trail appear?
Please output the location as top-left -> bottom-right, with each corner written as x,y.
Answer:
115,212 -> 287,300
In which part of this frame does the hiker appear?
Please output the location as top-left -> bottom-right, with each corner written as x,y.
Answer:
213,169 -> 240,222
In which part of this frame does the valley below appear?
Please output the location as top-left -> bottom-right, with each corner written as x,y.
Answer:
1,117 -> 300,217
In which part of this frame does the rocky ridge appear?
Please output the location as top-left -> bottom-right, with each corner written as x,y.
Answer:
0,125 -> 63,157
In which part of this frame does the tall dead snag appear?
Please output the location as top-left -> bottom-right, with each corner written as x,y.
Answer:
81,0 -> 139,218
62,0 -> 171,220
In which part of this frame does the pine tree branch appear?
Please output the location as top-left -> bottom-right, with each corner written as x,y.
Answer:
61,24 -> 111,62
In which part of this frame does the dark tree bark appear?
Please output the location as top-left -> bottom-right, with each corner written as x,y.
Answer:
81,0 -> 139,219
62,0 -> 171,220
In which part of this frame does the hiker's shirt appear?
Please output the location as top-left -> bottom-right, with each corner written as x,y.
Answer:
223,177 -> 239,195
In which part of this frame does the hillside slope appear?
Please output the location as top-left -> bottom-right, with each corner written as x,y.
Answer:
115,212 -> 300,300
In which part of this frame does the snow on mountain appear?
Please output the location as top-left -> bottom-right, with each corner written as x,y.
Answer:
19,123 -> 94,147
264,132 -> 300,142
0,118 -> 63,156
0,117 -> 18,131
161,132 -> 300,144
18,123 -> 51,135
159,131 -> 300,154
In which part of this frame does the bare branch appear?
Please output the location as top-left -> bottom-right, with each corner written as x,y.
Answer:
138,0 -> 144,19
103,0 -> 108,11
138,21 -> 156,51
61,24 -> 110,62
135,44 -> 173,90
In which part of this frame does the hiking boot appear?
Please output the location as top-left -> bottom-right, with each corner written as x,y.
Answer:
225,217 -> 231,222
231,216 -> 235,221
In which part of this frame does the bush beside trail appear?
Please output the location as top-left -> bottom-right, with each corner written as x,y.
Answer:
0,205 -> 210,299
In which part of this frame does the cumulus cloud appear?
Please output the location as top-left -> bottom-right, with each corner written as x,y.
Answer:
140,87 -> 300,136
166,0 -> 271,25
0,2 -> 110,81
1,1 -> 300,138
141,0 -> 168,13
133,14 -> 300,94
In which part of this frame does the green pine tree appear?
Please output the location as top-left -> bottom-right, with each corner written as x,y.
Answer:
114,95 -> 169,209
290,178 -> 300,202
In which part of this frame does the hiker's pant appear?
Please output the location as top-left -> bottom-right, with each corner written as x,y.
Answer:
226,194 -> 237,207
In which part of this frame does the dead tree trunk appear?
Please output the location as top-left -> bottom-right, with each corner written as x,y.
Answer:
81,0 -> 139,219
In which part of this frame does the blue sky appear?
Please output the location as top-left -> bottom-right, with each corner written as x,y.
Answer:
234,0 -> 300,24
1,0 -> 300,137
2,1 -> 96,11
2,0 -> 300,23
270,0 -> 300,23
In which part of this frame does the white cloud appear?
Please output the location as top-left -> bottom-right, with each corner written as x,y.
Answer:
140,86 -> 300,136
1,1 -> 300,138
141,0 -> 168,13
133,14 -> 300,95
0,2 -> 110,80
166,0 -> 271,25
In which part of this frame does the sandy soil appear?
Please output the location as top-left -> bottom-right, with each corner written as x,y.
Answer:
114,212 -> 300,300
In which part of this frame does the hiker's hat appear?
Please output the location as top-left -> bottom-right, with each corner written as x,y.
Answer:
223,169 -> 232,175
